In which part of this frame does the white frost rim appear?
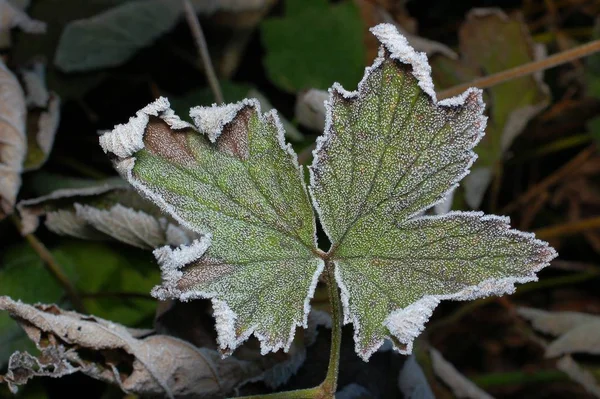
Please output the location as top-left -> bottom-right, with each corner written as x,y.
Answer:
333,211 -> 557,361
101,97 -> 323,356
308,23 -> 487,241
152,238 -> 325,355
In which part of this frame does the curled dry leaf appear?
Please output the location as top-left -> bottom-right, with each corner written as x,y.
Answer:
154,298 -> 317,390
518,307 -> 600,358
0,296 -> 266,398
431,8 -> 550,208
17,180 -> 198,249
556,356 -> 600,398
21,61 -> 61,171
430,348 -> 494,399
0,59 -> 26,219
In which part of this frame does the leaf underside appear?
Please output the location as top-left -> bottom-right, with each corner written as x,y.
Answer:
100,23 -> 556,360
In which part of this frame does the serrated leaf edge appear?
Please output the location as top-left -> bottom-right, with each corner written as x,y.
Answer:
101,97 -> 323,356
152,238 -> 325,356
334,211 -> 557,361
309,23 -> 488,242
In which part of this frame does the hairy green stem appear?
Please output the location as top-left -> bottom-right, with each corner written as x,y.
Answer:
230,260 -> 342,398
321,260 -> 342,396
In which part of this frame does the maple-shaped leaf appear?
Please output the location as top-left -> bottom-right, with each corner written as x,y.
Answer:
309,24 -> 556,359
100,97 -> 323,355
99,23 -> 556,361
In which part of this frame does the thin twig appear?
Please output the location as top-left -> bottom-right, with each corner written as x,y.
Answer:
438,38 -> 600,99
501,145 -> 596,214
182,0 -> 223,104
11,215 -> 86,313
535,216 -> 600,240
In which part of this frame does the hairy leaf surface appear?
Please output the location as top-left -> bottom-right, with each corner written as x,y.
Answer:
100,23 -> 556,362
100,97 -> 322,354
310,24 -> 556,359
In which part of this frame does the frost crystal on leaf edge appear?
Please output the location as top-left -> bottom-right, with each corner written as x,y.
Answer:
100,96 -> 323,356
309,23 -> 556,361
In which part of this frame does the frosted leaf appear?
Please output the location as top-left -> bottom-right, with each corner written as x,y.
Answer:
310,24 -> 556,360
17,181 -> 196,249
248,89 -> 303,141
100,97 -> 322,355
430,348 -> 494,399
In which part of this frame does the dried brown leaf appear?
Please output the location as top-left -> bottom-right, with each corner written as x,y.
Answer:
0,296 -> 265,398
17,181 -> 198,249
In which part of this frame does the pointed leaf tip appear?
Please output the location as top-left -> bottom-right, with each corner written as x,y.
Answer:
310,23 -> 555,360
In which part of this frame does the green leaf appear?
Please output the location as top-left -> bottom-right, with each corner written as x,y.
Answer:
99,23 -> 556,361
54,0 -> 181,72
0,241 -> 158,361
0,245 -> 61,365
430,9 -> 550,208
587,116 -> 600,145
52,241 -> 159,325
260,0 -> 365,93
309,24 -> 556,359
99,97 -> 322,354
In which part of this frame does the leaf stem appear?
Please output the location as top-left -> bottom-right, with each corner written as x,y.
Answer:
438,38 -> 600,99
230,260 -> 342,399
182,0 -> 224,104
10,215 -> 86,313
321,259 -> 342,396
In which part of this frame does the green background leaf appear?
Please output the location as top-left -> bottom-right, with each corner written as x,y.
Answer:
260,0 -> 365,93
